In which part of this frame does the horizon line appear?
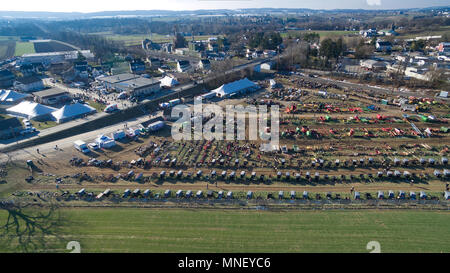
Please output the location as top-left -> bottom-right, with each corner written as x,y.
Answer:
0,6 -> 448,15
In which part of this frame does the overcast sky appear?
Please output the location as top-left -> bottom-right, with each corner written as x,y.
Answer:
0,0 -> 448,13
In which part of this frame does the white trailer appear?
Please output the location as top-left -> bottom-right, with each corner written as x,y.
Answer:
74,140 -> 90,154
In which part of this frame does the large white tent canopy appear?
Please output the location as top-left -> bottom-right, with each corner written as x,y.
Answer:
6,100 -> 57,119
51,103 -> 96,123
212,78 -> 258,97
0,90 -> 30,104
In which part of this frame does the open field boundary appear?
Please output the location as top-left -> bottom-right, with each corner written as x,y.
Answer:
3,198 -> 449,211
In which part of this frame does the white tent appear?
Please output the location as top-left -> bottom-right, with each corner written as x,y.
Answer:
51,103 -> 96,123
160,76 -> 179,88
212,78 -> 258,98
6,100 -> 57,120
0,90 -> 30,104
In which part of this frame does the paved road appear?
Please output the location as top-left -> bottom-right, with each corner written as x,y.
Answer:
0,111 -> 163,164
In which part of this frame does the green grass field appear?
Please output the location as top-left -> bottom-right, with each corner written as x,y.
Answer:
1,208 -> 448,252
91,31 -> 220,46
87,100 -> 107,112
397,26 -> 450,39
14,42 -> 35,56
30,120 -> 58,130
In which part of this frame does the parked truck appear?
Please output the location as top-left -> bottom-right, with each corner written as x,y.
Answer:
159,98 -> 183,109
74,140 -> 90,154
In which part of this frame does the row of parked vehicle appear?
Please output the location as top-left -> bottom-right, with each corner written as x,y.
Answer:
20,119 -> 37,135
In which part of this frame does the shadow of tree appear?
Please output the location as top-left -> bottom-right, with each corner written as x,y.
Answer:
0,201 -> 65,253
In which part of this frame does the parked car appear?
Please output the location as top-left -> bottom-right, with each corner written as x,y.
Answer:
88,143 -> 99,150
20,127 -> 36,135
23,119 -> 31,127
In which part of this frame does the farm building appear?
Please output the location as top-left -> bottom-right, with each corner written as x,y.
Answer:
129,59 -> 146,74
211,78 -> 259,98
117,77 -> 161,97
360,59 -> 387,71
97,73 -> 161,97
177,60 -> 191,72
51,103 -> 96,123
33,88 -> 71,105
197,59 -> 211,70
256,61 -> 274,71
148,58 -> 161,68
6,100 -> 57,120
0,117 -> 23,139
20,50 -> 94,65
0,90 -> 30,105
14,76 -> 45,92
